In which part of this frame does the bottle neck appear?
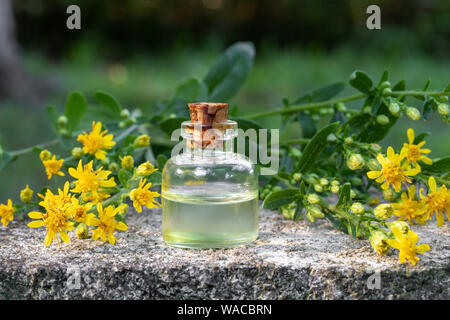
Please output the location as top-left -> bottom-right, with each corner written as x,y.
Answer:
180,120 -> 238,160
184,137 -> 235,160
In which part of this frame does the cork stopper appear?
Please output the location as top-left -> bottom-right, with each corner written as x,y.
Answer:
188,102 -> 228,125
185,102 -> 230,149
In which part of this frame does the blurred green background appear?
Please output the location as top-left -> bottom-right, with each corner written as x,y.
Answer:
0,0 -> 449,200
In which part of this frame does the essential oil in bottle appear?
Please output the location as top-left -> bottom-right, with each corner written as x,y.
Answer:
161,102 -> 259,248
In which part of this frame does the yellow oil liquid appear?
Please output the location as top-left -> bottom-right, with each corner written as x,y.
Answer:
162,185 -> 259,249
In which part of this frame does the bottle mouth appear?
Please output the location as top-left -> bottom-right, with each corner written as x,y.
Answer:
181,120 -> 238,143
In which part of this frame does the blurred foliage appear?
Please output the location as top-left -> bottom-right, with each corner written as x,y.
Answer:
14,0 -> 450,58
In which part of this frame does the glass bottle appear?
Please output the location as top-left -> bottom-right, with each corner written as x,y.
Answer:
161,102 -> 259,248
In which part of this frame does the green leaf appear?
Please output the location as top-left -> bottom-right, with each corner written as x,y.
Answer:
94,91 -> 122,119
422,157 -> 450,174
158,117 -> 189,135
262,189 -> 299,210
156,154 -> 168,170
337,182 -> 351,209
204,42 -> 255,101
118,169 -> 132,188
64,91 -> 87,132
293,201 -> 304,221
231,117 -> 263,131
293,82 -> 345,104
377,70 -> 389,86
349,71 -> 373,93
295,122 -> 339,173
0,150 -> 14,171
298,112 -> 316,138
172,77 -> 208,102
45,104 -> 60,134
413,132 -> 429,144
147,170 -> 162,186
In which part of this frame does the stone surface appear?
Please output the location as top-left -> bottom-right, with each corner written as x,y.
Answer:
0,206 -> 449,300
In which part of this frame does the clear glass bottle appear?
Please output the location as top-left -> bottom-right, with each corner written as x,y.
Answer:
161,102 -> 259,248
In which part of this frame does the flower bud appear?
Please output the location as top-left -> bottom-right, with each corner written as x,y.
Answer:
350,202 -> 365,215
406,107 -> 421,121
280,202 -> 296,220
120,109 -> 130,119
380,81 -> 391,89
293,173 -> 302,181
331,180 -> 340,187
326,134 -> 337,143
314,184 -> 323,193
437,103 -> 449,116
135,134 -> 151,148
319,178 -> 329,186
121,155 -> 134,170
336,102 -> 346,112
272,186 -> 283,192
57,115 -> 68,128
344,137 -> 353,145
363,106 -> 372,114
347,154 -> 364,170
388,102 -> 401,117
369,231 -> 390,255
39,150 -> 51,162
307,193 -> 320,205
376,114 -> 390,125
305,210 -> 316,223
20,185 -> 33,203
331,185 -> 340,194
117,203 -> 129,215
136,161 -> 157,176
374,203 -> 393,219
382,88 -> 392,96
389,221 -> 410,235
71,147 -> 84,159
108,162 -> 119,171
308,206 -> 324,219
382,188 -> 396,201
350,190 -> 356,199
76,223 -> 89,239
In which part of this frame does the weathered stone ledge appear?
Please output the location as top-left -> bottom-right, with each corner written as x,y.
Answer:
0,207 -> 449,299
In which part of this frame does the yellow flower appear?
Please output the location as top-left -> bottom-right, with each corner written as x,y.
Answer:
135,134 -> 151,148
369,231 -> 390,255
387,225 -> 430,266
82,192 -> 111,204
67,198 -> 94,224
392,185 -> 427,224
89,204 -> 128,245
129,179 -> 161,213
20,185 -> 34,203
400,128 -> 432,169
121,155 -> 134,170
38,181 -> 74,210
367,147 -> 420,192
77,121 -> 116,160
419,176 -> 449,226
42,155 -> 65,180
0,200 -> 14,227
28,183 -> 75,246
69,160 -> 116,201
136,161 -> 158,176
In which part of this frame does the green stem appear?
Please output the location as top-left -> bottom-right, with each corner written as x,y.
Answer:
246,93 -> 365,119
389,91 -> 450,97
10,139 -> 59,157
